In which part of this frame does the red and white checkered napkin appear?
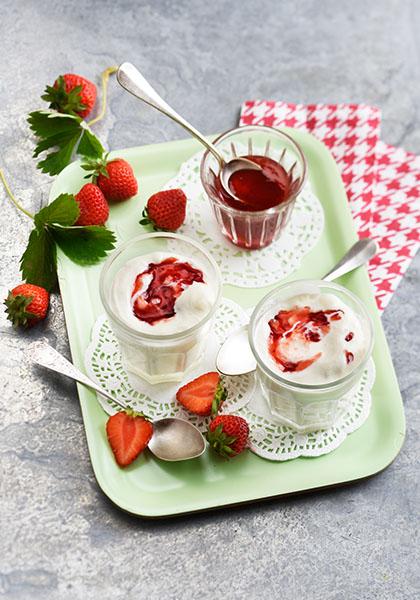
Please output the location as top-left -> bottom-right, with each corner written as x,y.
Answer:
240,101 -> 420,312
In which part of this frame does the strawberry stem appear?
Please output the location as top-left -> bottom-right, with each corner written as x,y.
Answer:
87,66 -> 118,127
0,168 -> 34,220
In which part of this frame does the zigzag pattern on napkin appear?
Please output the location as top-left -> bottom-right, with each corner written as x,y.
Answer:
240,101 -> 420,311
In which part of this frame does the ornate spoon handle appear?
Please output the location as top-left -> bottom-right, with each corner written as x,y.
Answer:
117,62 -> 225,165
31,342 -> 126,410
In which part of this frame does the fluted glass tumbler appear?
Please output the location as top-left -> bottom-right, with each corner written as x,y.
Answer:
100,233 -> 222,384
200,125 -> 307,250
248,280 -> 374,431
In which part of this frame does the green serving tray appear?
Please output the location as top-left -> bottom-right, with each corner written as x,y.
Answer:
50,129 -> 405,518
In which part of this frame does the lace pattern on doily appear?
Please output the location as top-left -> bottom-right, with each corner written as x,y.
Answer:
84,298 -> 255,430
239,359 -> 376,461
85,294 -> 375,460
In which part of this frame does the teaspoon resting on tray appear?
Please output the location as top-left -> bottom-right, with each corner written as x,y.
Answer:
31,343 -> 206,462
216,237 -> 378,377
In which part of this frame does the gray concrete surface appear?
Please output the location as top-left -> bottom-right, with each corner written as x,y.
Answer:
1,1 -> 419,598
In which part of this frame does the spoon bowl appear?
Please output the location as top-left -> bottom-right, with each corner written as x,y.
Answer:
148,418 -> 206,461
219,158 -> 263,201
216,324 -> 256,376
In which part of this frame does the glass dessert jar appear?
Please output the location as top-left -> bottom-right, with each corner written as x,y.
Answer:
100,232 -> 222,384
200,125 -> 307,250
248,280 -> 374,432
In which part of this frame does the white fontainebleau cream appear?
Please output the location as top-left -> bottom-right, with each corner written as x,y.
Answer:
109,252 -> 216,335
255,293 -> 368,385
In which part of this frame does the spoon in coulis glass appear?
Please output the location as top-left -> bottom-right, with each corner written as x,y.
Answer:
216,237 -> 379,377
31,342 -> 206,462
116,61 -> 262,202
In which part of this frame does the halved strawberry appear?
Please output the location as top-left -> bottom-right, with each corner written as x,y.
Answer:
176,372 -> 226,416
106,409 -> 153,467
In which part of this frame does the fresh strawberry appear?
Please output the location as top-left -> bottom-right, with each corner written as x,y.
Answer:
42,74 -> 97,119
141,189 -> 187,231
106,409 -> 153,467
75,183 -> 109,226
4,283 -> 49,327
207,415 -> 249,458
97,159 -> 138,201
82,156 -> 138,202
176,372 -> 226,416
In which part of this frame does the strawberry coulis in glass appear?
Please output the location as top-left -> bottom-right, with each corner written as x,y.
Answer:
131,257 -> 204,324
214,155 -> 290,211
268,306 -> 347,373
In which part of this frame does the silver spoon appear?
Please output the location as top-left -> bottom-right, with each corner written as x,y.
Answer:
31,342 -> 206,462
116,62 -> 261,202
217,237 -> 379,376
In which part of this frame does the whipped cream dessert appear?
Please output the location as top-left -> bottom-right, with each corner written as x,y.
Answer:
255,292 -> 368,385
109,252 -> 216,335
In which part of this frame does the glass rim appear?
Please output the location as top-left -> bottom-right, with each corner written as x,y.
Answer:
99,231 -> 222,341
248,278 -> 374,391
200,125 -> 308,217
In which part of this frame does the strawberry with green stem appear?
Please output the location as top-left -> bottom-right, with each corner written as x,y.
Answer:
42,73 -> 97,119
141,188 -> 187,231
81,154 -> 138,202
5,283 -> 49,328
207,415 -> 250,458
176,372 -> 227,416
28,66 -> 117,176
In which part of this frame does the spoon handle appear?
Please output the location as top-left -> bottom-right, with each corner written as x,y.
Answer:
117,62 -> 224,165
322,238 -> 378,282
31,342 -> 127,410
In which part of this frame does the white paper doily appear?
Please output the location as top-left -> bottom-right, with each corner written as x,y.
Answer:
86,288 -> 375,462
164,149 -> 325,288
85,298 -> 255,430
240,359 -> 376,461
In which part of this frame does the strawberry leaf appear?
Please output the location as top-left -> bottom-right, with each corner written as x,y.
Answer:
28,110 -> 104,175
28,110 -> 81,137
38,142 -> 77,175
19,196 -> 115,289
28,111 -> 82,175
20,227 -> 57,291
77,128 -> 104,159
50,224 -> 116,265
34,194 -> 79,228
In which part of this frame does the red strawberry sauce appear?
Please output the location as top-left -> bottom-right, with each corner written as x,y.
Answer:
268,306 -> 347,373
214,155 -> 290,211
207,155 -> 294,249
131,257 -> 204,324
